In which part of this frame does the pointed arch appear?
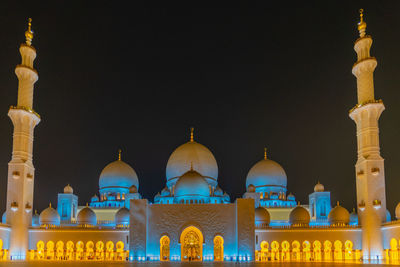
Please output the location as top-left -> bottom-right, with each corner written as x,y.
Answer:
213,235 -> 224,261
160,235 -> 170,261
180,226 -> 203,261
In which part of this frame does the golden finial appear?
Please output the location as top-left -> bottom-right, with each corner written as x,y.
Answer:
297,201 -> 300,206
337,201 -> 340,206
118,149 -> 122,161
358,9 -> 367,37
86,203 -> 89,207
49,202 -> 52,208
190,127 -> 194,142
264,147 -> 267,160
25,18 -> 34,46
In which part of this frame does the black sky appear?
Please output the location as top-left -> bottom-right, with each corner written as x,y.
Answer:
1,2 -> 400,215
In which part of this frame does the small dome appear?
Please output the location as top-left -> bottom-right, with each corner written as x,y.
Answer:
328,203 -> 350,225
255,207 -> 270,227
77,206 -> 97,226
287,193 -> 295,201
289,205 -> 310,227
64,184 -> 73,194
396,203 -> 400,220
2,212 -> 6,224
270,193 -> 279,200
387,209 -> 392,222
175,169 -> 210,198
314,182 -> 324,192
246,157 -> 287,194
39,204 -> 60,226
154,192 -> 161,202
223,192 -> 230,202
129,185 -> 138,194
99,159 -> 139,193
32,210 -> 40,226
247,184 -> 256,193
115,207 -> 130,225
91,195 -> 99,202
166,139 -> 218,188
214,186 -> 223,196
349,208 -> 358,225
161,187 -> 170,197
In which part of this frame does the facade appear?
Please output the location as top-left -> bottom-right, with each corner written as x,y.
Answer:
1,11 -> 400,263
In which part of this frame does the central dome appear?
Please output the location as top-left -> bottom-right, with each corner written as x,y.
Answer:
166,138 -> 218,188
246,155 -> 287,194
174,169 -> 210,199
99,158 -> 139,194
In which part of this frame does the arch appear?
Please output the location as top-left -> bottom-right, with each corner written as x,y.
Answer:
271,241 -> 279,261
390,238 -> 399,261
37,241 -> 45,260
86,241 -> 95,260
66,241 -> 74,260
56,241 -> 64,260
213,235 -> 224,261
95,241 -> 105,260
116,241 -> 125,261
106,241 -> 114,260
334,240 -> 343,261
259,241 -> 269,262
180,226 -> 203,261
344,240 -> 353,260
160,235 -> 170,261
0,239 -> 3,261
313,240 -> 322,261
281,241 -> 290,261
324,240 -> 332,261
302,240 -> 311,261
76,241 -> 84,260
46,241 -> 55,260
292,240 -> 300,261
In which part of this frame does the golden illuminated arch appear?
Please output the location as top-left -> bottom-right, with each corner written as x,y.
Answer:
213,235 -> 224,261
160,235 -> 170,261
334,240 -> 343,260
391,238 -> 398,250
180,226 -> 203,261
0,239 -> 2,250
260,241 -> 269,251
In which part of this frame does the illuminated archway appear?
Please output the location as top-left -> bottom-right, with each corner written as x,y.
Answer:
56,241 -> 64,260
390,238 -> 399,261
66,241 -> 74,260
324,240 -> 332,261
344,240 -> 353,260
37,241 -> 45,260
106,241 -> 114,260
271,241 -> 279,261
76,241 -> 84,260
260,241 -> 269,262
0,239 -> 3,260
116,241 -> 125,261
160,236 -> 170,261
281,241 -> 290,261
213,236 -> 224,261
302,240 -> 311,261
180,226 -> 203,261
292,241 -> 300,261
86,241 -> 95,260
46,241 -> 55,260
334,240 -> 343,261
313,240 -> 322,261
96,241 -> 105,260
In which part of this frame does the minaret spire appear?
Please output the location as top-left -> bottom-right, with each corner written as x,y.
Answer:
349,9 -> 386,260
190,127 -> 194,142
6,19 -> 40,260
118,149 -> 122,161
264,147 -> 267,160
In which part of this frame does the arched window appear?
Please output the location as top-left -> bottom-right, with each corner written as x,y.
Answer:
160,236 -> 170,261
213,236 -> 224,261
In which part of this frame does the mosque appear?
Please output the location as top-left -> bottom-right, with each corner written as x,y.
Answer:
1,10 -> 400,263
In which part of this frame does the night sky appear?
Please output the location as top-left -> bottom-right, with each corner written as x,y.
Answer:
1,2 -> 400,215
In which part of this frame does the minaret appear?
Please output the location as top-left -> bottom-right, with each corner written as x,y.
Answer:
349,9 -> 386,260
5,18 -> 40,260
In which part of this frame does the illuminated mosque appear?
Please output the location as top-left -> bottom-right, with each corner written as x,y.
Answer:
1,10 -> 400,263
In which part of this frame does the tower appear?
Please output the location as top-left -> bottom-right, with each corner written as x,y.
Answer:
57,185 -> 78,223
5,18 -> 40,260
308,182 -> 331,224
349,10 -> 386,260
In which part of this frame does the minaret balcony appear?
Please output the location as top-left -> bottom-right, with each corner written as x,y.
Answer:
372,199 -> 381,209
358,201 -> 365,211
10,202 -> 18,211
25,203 -> 32,213
12,171 -> 20,179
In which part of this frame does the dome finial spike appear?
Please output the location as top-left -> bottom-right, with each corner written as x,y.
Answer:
337,201 -> 340,206
357,8 -> 367,37
118,149 -> 122,161
25,18 -> 34,46
264,147 -> 267,160
297,201 -> 300,206
49,202 -> 52,208
86,202 -> 89,207
190,127 -> 194,142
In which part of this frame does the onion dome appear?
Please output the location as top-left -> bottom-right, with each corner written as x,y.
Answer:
247,184 -> 256,193
328,202 -> 350,226
129,185 -> 138,194
255,207 -> 270,228
287,193 -> 295,201
314,181 -> 324,192
32,210 -> 40,226
39,203 -> 60,226
91,195 -> 99,202
386,209 -> 392,222
166,128 -> 218,188
161,187 -> 170,197
1,212 -> 6,224
214,186 -> 223,196
99,150 -> 139,194
289,205 -> 310,227
77,205 -> 97,226
64,184 -> 73,194
246,148 -> 287,194
175,168 -> 210,199
396,203 -> 400,220
349,208 -> 358,225
115,207 -> 130,226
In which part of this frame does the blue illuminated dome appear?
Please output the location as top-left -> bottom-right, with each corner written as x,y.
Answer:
175,169 -> 210,201
246,156 -> 287,194
166,140 -> 218,188
115,207 -> 130,226
32,210 -> 40,226
349,208 -> 358,225
1,211 -> 6,224
99,159 -> 139,195
77,206 -> 97,226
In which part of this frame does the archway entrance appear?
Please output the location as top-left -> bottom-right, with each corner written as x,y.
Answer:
160,236 -> 170,261
213,236 -> 224,261
180,226 -> 203,261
